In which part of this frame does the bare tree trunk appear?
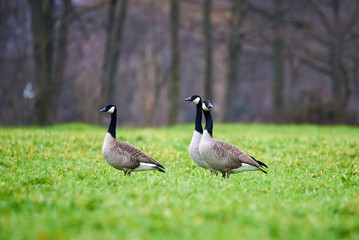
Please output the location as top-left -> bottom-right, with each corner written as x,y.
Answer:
303,0 -> 356,110
28,0 -> 55,125
203,0 -> 213,100
101,0 -> 128,105
222,0 -> 247,122
287,48 -> 299,107
331,0 -> 342,106
54,0 -> 71,121
102,0 -> 118,88
168,0 -> 180,125
272,0 -> 285,116
330,0 -> 350,109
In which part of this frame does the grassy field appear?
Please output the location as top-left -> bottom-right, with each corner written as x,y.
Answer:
0,123 -> 358,240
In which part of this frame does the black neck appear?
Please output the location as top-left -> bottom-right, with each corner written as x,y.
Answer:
194,101 -> 203,134
108,109 -> 117,138
203,110 -> 213,137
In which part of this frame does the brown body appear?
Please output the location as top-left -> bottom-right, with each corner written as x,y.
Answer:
199,131 -> 266,174
102,133 -> 164,174
199,100 -> 268,178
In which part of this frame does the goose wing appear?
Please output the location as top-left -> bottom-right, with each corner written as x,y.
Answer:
212,139 -> 262,169
116,141 -> 165,169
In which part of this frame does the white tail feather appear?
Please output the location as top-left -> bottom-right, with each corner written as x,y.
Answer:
133,162 -> 158,172
233,163 -> 261,173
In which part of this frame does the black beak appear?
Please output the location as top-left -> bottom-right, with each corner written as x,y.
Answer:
208,103 -> 213,108
184,97 -> 192,101
99,107 -> 107,112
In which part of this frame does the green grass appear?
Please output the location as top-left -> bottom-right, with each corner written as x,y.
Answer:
0,123 -> 358,240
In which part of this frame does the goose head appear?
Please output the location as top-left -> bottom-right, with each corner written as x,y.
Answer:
202,100 -> 213,111
184,95 -> 201,104
99,104 -> 116,114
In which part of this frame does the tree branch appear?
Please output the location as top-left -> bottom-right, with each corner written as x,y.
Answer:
68,2 -> 105,23
300,58 -> 332,76
306,0 -> 333,35
343,0 -> 359,33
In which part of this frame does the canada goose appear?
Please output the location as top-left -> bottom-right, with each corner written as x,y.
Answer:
185,95 -> 216,174
99,104 -> 165,176
198,100 -> 268,178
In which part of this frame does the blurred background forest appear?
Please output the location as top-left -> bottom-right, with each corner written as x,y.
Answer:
0,0 -> 358,126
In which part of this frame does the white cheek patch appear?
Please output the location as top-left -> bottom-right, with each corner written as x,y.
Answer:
193,97 -> 200,104
202,103 -> 210,111
108,106 -> 115,113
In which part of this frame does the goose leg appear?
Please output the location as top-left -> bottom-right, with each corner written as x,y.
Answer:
123,170 -> 131,176
210,169 -> 218,176
226,173 -> 230,179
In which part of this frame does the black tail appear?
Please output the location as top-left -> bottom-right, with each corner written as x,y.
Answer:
259,168 -> 267,174
250,155 -> 268,168
154,166 -> 165,173
250,155 -> 268,174
256,160 -> 268,169
156,162 -> 165,169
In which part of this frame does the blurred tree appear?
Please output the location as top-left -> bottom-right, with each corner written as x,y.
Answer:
168,0 -> 180,125
203,0 -> 213,100
2,0 -> 359,126
54,0 -> 71,119
248,0 -> 288,118
222,0 -> 248,122
0,1 -> 32,125
101,0 -> 129,105
299,0 -> 359,109
272,0 -> 285,116
28,0 -> 55,125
